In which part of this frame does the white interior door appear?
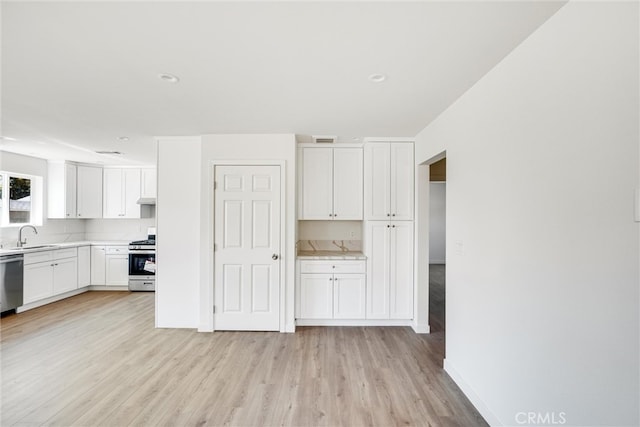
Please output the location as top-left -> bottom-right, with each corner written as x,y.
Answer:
214,165 -> 281,331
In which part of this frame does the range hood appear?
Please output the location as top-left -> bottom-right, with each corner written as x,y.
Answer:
136,197 -> 156,205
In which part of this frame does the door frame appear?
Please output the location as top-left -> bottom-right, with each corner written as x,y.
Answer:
201,160 -> 287,332
414,150 -> 446,334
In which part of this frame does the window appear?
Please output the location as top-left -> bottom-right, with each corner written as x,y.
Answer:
0,172 -> 43,227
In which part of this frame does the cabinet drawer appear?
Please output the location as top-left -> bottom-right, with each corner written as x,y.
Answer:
53,247 -> 78,260
106,246 -> 128,255
299,260 -> 365,274
24,250 -> 53,265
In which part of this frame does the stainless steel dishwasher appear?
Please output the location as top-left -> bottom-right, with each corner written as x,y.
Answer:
1,254 -> 24,313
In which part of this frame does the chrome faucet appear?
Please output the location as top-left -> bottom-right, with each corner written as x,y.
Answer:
17,225 -> 38,247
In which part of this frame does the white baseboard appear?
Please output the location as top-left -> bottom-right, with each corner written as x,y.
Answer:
296,319 -> 413,327
412,321 -> 430,334
197,323 -> 214,332
17,287 -> 89,313
87,285 -> 129,291
443,359 -> 501,426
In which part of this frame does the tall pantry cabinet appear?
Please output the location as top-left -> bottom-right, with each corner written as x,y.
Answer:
364,142 -> 414,320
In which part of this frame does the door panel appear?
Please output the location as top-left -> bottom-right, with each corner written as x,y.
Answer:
390,222 -> 414,319
365,221 -> 391,319
333,274 -> 365,319
333,148 -> 363,220
214,165 -> 281,331
300,148 -> 333,219
364,144 -> 391,220
300,274 -> 333,318
390,143 -> 414,220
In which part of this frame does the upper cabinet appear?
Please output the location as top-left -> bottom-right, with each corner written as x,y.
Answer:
48,162 -> 77,219
76,165 -> 103,218
140,168 -> 157,199
298,146 -> 363,220
364,142 -> 414,221
103,168 -> 141,218
48,162 -> 102,219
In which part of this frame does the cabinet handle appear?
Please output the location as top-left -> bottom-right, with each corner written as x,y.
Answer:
329,214 -> 333,217
392,225 -> 396,228
333,214 -> 337,217
392,213 -> 396,217
329,277 -> 333,281
332,265 -> 335,269
387,225 -> 390,228
387,213 -> 390,217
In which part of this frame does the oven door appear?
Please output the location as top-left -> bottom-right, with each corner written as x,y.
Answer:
128,250 -> 156,280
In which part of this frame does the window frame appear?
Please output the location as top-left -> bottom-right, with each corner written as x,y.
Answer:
0,171 -> 43,228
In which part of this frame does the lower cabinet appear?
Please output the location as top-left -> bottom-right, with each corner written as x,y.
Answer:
78,245 -> 91,288
24,248 -> 78,305
298,260 -> 366,320
91,245 -> 128,286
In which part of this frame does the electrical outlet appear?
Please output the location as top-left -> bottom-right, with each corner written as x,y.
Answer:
349,230 -> 356,239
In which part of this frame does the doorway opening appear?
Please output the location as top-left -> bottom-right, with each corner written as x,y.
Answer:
428,158 -> 446,340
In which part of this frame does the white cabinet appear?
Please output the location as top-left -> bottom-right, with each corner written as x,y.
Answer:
103,168 -> 141,218
48,162 -> 77,218
23,248 -> 78,304
105,246 -> 128,286
140,168 -> 157,198
364,142 -> 414,220
90,246 -> 106,285
299,147 -> 363,220
365,221 -> 414,319
77,165 -> 103,218
298,260 -> 366,319
91,245 -> 128,287
77,246 -> 91,288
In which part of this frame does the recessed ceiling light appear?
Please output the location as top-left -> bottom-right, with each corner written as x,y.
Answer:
368,73 -> 387,83
117,136 -> 129,142
158,73 -> 180,83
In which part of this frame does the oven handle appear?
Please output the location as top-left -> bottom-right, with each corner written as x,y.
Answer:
129,250 -> 156,255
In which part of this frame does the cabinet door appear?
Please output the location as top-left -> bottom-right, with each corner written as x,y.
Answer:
77,246 -> 91,288
140,168 -> 157,198
53,257 -> 78,295
65,164 -> 77,218
24,262 -> 53,304
365,221 -> 391,319
390,143 -> 414,220
364,143 -> 391,220
103,168 -> 123,218
299,274 -> 333,318
105,255 -> 128,286
91,246 -> 106,285
333,148 -> 363,220
333,274 -> 365,319
390,222 -> 414,319
300,147 -> 333,220
123,169 -> 141,218
77,165 -> 103,218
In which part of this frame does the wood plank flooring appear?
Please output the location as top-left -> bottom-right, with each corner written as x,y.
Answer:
1,291 -> 486,426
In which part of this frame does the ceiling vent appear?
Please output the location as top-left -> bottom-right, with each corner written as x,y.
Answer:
312,135 -> 337,144
95,150 -> 123,155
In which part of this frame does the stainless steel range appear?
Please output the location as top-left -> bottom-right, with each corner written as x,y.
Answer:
128,231 -> 156,292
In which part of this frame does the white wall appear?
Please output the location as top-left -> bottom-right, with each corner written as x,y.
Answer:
155,134 -> 297,332
428,182 -> 445,264
415,2 -> 639,426
155,137 -> 202,328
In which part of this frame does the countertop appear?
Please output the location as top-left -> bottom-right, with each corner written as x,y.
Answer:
0,240 -> 130,256
297,251 -> 366,260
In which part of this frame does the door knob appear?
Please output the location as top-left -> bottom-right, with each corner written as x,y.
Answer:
272,254 -> 279,260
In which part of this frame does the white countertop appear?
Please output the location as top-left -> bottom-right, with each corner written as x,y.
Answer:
297,251 -> 367,260
0,240 -> 130,256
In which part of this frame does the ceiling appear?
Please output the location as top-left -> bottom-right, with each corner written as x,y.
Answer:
1,1 -> 565,165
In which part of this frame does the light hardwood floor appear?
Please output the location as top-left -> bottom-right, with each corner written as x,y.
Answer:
1,291 -> 486,426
